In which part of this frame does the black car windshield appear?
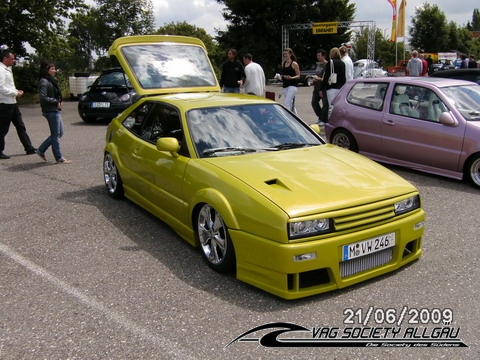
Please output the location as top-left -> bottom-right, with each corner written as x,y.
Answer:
442,85 -> 480,120
120,43 -> 217,89
187,104 -> 323,158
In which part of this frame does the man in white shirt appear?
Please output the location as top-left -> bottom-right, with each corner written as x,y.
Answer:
340,46 -> 354,81
242,53 -> 266,97
0,48 -> 36,159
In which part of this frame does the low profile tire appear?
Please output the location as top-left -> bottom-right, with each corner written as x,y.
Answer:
331,129 -> 359,152
466,154 -> 480,188
103,153 -> 124,198
196,204 -> 236,273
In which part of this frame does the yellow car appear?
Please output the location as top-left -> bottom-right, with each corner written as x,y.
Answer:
103,35 -> 425,299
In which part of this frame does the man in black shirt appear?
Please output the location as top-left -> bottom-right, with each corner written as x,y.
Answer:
219,49 -> 245,93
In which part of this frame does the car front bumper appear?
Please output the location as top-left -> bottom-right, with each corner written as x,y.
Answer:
231,210 -> 425,299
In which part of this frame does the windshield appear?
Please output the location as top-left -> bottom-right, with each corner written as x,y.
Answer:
187,104 -> 323,158
442,85 -> 480,120
120,43 -> 217,89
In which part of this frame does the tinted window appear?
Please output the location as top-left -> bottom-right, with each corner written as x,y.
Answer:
95,72 -> 130,87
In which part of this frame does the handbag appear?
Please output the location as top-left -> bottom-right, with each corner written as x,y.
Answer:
328,60 -> 337,85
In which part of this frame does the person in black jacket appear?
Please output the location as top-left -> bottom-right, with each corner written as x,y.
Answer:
219,49 -> 245,93
36,61 -> 72,164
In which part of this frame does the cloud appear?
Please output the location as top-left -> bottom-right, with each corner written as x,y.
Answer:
154,0 -> 226,36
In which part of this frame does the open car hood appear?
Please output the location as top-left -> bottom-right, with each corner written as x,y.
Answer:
108,35 -> 220,96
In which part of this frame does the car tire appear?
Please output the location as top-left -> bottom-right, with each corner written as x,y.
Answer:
466,154 -> 480,188
196,204 -> 236,273
103,153 -> 124,198
331,129 -> 359,152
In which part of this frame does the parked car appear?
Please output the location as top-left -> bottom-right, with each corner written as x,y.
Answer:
325,77 -> 480,188
103,35 -> 425,299
354,59 -> 388,79
299,64 -> 317,86
431,58 -> 455,72
430,68 -> 480,85
78,68 -> 135,123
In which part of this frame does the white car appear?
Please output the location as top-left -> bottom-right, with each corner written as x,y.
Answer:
353,59 -> 387,79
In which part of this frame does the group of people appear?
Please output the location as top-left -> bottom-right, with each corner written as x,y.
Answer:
273,45 -> 351,124
0,48 -> 71,163
219,48 -> 266,97
408,50 -> 479,76
219,45 -> 353,126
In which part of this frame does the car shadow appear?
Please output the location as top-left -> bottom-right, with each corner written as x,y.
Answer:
57,184 -> 427,310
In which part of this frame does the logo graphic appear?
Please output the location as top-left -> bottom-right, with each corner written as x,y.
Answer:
225,321 -> 468,349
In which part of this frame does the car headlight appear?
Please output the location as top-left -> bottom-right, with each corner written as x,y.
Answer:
119,94 -> 131,102
79,94 -> 87,101
394,195 -> 420,215
289,218 -> 332,240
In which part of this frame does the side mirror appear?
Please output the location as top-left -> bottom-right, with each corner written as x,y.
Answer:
310,124 -> 321,134
156,137 -> 180,157
438,112 -> 457,127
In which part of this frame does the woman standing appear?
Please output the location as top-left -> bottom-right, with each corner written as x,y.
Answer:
36,61 -> 71,164
320,47 -> 346,110
280,48 -> 300,113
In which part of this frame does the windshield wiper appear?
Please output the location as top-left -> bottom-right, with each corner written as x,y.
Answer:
202,147 -> 258,156
272,143 -> 316,150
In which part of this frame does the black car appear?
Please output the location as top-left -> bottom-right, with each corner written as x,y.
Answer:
78,68 -> 136,122
430,68 -> 480,85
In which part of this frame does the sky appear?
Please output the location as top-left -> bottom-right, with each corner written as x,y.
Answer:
153,0 -> 479,39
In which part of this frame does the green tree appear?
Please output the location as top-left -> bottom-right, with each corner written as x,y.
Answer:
89,0 -> 155,57
215,0 -> 355,78
409,3 -> 448,52
0,0 -> 86,56
353,28 -> 405,68
466,9 -> 480,31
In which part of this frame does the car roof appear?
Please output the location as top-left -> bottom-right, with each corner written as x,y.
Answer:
136,92 -> 275,110
430,69 -> 480,77
108,35 -> 220,96
350,76 -> 476,88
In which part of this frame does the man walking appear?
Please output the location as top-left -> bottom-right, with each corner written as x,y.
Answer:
311,49 -> 328,125
242,53 -> 266,97
0,48 -> 36,159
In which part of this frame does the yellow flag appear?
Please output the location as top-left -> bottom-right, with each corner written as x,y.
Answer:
387,0 -> 397,42
397,0 -> 406,38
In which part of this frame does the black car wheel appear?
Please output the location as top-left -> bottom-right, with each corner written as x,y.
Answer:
196,204 -> 236,273
103,153 -> 124,198
331,129 -> 359,152
466,154 -> 480,188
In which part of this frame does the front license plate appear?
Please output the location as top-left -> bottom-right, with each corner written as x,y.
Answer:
91,102 -> 110,108
342,233 -> 395,261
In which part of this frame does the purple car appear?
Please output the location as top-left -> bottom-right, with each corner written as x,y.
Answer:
325,77 -> 480,188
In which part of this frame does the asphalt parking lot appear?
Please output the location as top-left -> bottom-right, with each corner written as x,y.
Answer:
1,85 -> 479,359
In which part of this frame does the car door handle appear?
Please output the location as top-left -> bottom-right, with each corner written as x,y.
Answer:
383,119 -> 396,126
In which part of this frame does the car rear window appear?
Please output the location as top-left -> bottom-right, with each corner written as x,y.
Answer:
347,82 -> 388,110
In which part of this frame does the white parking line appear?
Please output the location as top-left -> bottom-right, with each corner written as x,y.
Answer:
0,242 -> 198,360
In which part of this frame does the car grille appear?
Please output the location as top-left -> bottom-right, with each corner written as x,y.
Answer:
333,202 -> 395,231
340,248 -> 393,278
